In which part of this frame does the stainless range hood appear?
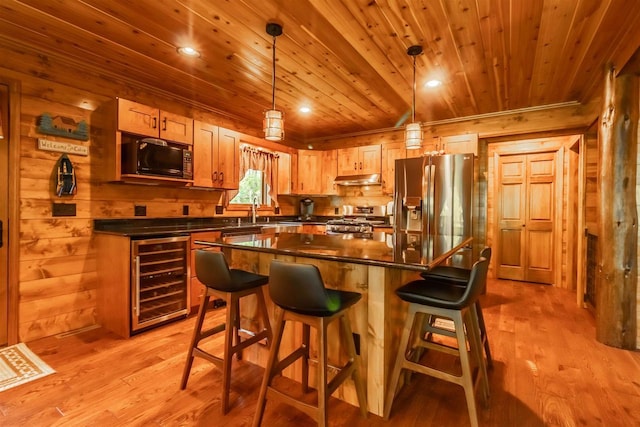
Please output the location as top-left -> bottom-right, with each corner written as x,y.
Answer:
334,173 -> 381,186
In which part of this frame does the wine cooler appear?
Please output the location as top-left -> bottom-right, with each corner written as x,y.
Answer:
131,236 -> 189,332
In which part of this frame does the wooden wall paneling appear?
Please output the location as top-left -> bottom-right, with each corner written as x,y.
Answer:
310,99 -> 600,151
20,271 -> 98,303
575,135 -> 588,305
19,254 -> 96,282
566,137 -> 581,292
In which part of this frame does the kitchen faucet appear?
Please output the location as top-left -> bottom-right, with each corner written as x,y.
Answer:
251,196 -> 258,224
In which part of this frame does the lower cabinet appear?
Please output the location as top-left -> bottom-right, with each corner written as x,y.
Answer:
189,231 -> 221,313
96,234 -> 190,338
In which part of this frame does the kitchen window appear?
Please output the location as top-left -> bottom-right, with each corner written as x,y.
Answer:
229,169 -> 271,206
227,145 -> 278,210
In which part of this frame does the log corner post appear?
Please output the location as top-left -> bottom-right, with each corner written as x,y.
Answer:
596,64 -> 638,349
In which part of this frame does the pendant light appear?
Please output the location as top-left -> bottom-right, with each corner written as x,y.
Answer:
405,45 -> 423,150
264,22 -> 284,141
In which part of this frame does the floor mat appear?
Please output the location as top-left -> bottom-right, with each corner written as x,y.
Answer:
0,343 -> 55,392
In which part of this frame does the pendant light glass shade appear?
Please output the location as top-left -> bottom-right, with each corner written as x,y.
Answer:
264,22 -> 284,141
405,122 -> 422,149
264,109 -> 284,141
405,45 -> 423,150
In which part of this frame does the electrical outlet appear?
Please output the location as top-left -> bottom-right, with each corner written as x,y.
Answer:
215,205 -> 224,214
182,205 -> 189,215
334,207 -> 339,215
134,205 -> 146,216
52,202 -> 76,217
274,206 -> 280,214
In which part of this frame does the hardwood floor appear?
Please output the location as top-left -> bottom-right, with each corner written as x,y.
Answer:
2,278 -> 640,426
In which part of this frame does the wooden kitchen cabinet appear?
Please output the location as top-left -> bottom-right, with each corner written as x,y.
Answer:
381,142 -> 406,194
117,98 -> 193,145
440,133 -> 478,156
192,121 -> 239,189
93,98 -> 194,184
277,152 -> 294,195
190,231 -> 221,313
321,149 -> 338,195
337,144 -> 381,176
297,149 -> 323,194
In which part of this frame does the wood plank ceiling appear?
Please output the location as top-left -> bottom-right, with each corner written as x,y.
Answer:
1,0 -> 639,143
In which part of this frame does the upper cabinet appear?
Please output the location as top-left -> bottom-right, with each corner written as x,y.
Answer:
381,142 -> 406,194
93,97 -> 195,184
440,133 -> 478,156
217,128 -> 240,190
321,150 -> 338,195
277,152 -> 295,195
337,144 -> 381,176
297,150 -> 324,194
117,98 -> 193,145
192,122 -> 239,190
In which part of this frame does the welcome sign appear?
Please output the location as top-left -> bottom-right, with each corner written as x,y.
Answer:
38,138 -> 89,156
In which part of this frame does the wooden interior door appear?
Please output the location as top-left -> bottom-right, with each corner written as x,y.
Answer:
497,152 -> 556,284
0,84 -> 8,345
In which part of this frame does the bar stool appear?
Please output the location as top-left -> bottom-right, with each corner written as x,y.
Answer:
180,250 -> 272,414
420,246 -> 493,366
384,257 -> 490,427
253,259 -> 368,427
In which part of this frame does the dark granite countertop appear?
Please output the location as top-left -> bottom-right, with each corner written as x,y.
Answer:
195,232 -> 472,272
93,216 -> 335,237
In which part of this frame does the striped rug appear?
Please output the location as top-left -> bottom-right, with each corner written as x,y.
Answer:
0,343 -> 55,392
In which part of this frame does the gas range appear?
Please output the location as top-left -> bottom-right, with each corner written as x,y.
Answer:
326,217 -> 386,234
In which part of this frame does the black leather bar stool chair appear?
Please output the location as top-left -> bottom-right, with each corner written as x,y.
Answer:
253,260 -> 368,427
384,257 -> 490,427
181,250 -> 272,414
420,246 -> 493,366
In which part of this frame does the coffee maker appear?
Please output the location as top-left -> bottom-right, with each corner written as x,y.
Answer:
299,198 -> 315,221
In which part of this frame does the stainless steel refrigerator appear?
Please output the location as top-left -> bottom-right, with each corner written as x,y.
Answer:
393,154 -> 474,237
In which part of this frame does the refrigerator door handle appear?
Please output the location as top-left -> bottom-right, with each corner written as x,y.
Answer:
426,162 -> 436,236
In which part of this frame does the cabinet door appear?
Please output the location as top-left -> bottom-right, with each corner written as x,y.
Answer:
298,150 -> 323,194
337,147 -> 358,175
381,142 -> 406,194
117,98 -> 158,137
359,145 -> 381,174
217,128 -> 240,190
441,133 -> 478,156
190,232 -> 221,313
321,149 -> 338,195
290,153 -> 298,194
192,121 -> 216,188
160,111 -> 194,145
277,152 -> 292,195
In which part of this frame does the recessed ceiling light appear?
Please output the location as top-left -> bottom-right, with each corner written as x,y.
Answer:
299,106 -> 311,113
425,79 -> 442,88
177,46 -> 200,57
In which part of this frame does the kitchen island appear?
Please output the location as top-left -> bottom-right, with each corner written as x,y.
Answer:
195,231 -> 471,416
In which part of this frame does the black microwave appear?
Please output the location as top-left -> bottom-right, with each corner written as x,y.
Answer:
121,135 -> 193,180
